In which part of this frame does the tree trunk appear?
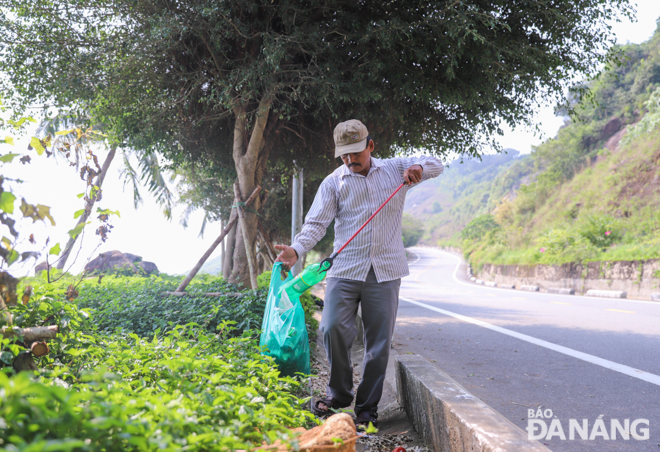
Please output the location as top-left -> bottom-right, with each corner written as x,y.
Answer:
233,183 -> 259,289
174,186 -> 259,292
228,95 -> 276,288
0,294 -> 12,325
13,352 -> 37,372
57,145 -> 117,270
220,219 -> 226,272
30,341 -> 49,357
222,222 -> 236,280
0,272 -> 19,306
1,325 -> 58,341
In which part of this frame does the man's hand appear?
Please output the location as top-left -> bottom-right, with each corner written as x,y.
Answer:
274,245 -> 298,271
403,164 -> 423,184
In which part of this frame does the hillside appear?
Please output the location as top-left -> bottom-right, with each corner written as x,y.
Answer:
404,149 -> 530,243
417,22 -> 660,268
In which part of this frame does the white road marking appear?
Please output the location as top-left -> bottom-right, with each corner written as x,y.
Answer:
399,296 -> 660,387
408,250 -> 421,266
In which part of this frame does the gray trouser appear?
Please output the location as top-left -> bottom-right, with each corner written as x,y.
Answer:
321,267 -> 401,416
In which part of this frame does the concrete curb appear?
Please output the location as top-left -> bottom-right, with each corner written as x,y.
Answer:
547,287 -> 575,295
395,355 -> 550,452
499,284 -> 515,289
585,289 -> 627,298
519,285 -> 540,292
652,293 -> 660,301
484,281 -> 497,287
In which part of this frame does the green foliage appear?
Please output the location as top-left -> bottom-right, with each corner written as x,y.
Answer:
402,214 -> 424,247
537,228 -> 598,264
622,86 -> 660,145
578,215 -> 622,249
22,274 -> 265,337
461,214 -> 500,242
0,271 -> 319,451
0,326 -> 314,451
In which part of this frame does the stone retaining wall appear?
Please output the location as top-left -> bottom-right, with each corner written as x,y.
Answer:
476,259 -> 660,299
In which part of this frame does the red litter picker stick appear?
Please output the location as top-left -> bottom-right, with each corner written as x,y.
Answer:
319,182 -> 406,272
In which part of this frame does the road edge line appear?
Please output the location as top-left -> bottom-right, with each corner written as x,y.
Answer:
399,296 -> 660,387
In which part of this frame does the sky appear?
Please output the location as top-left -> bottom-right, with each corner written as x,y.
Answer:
3,1 -> 660,277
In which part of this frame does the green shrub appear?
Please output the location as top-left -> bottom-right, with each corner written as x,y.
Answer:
578,215 -> 622,249
461,214 -> 500,241
22,274 -> 266,337
537,228 -> 598,264
1,325 -> 315,451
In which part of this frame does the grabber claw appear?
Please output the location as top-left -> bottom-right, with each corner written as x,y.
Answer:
318,252 -> 337,273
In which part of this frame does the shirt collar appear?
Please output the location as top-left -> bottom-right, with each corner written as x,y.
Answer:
340,157 -> 383,178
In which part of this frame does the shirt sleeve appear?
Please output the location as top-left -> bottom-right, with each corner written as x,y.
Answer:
394,155 -> 444,184
291,175 -> 337,257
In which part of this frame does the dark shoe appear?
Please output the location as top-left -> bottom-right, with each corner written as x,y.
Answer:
312,396 -> 351,417
311,295 -> 324,308
354,409 -> 379,431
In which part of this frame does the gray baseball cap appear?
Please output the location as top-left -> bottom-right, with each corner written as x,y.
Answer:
333,119 -> 369,157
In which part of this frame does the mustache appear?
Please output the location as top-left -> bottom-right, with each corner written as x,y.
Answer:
348,162 -> 361,167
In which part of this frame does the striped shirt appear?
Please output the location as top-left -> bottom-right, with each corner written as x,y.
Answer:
291,156 -> 444,282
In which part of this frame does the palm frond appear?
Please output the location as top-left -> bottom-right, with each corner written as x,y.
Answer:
198,210 -> 210,238
180,204 -> 195,229
138,152 -> 174,219
120,151 -> 143,208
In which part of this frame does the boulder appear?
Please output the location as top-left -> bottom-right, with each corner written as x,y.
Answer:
601,117 -> 622,140
138,261 -> 159,275
34,261 -> 52,274
85,251 -> 158,275
124,253 -> 142,263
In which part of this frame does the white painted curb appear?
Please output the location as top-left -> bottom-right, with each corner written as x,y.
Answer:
585,289 -> 627,299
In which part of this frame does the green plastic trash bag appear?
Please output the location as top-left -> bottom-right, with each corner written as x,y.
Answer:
260,262 -> 311,376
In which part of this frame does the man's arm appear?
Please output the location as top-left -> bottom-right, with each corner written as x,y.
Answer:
396,155 -> 444,184
275,176 -> 337,268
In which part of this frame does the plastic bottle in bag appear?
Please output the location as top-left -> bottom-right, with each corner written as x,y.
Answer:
279,261 -> 329,303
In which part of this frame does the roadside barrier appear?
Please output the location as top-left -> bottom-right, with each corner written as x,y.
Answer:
585,289 -> 627,299
520,285 -> 540,292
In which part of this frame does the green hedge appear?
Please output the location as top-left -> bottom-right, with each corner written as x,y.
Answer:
0,272 -> 319,451
1,325 -> 314,451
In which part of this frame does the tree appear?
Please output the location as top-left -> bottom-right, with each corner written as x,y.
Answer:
33,116 -> 174,270
0,0 -> 632,287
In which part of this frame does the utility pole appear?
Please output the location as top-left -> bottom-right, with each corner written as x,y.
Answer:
291,164 -> 303,276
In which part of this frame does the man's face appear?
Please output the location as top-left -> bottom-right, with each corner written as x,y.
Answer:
340,139 -> 374,174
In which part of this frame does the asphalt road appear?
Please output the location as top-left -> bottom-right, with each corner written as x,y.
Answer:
393,247 -> 660,451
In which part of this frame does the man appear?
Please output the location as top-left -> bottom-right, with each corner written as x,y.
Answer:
274,119 -> 443,428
